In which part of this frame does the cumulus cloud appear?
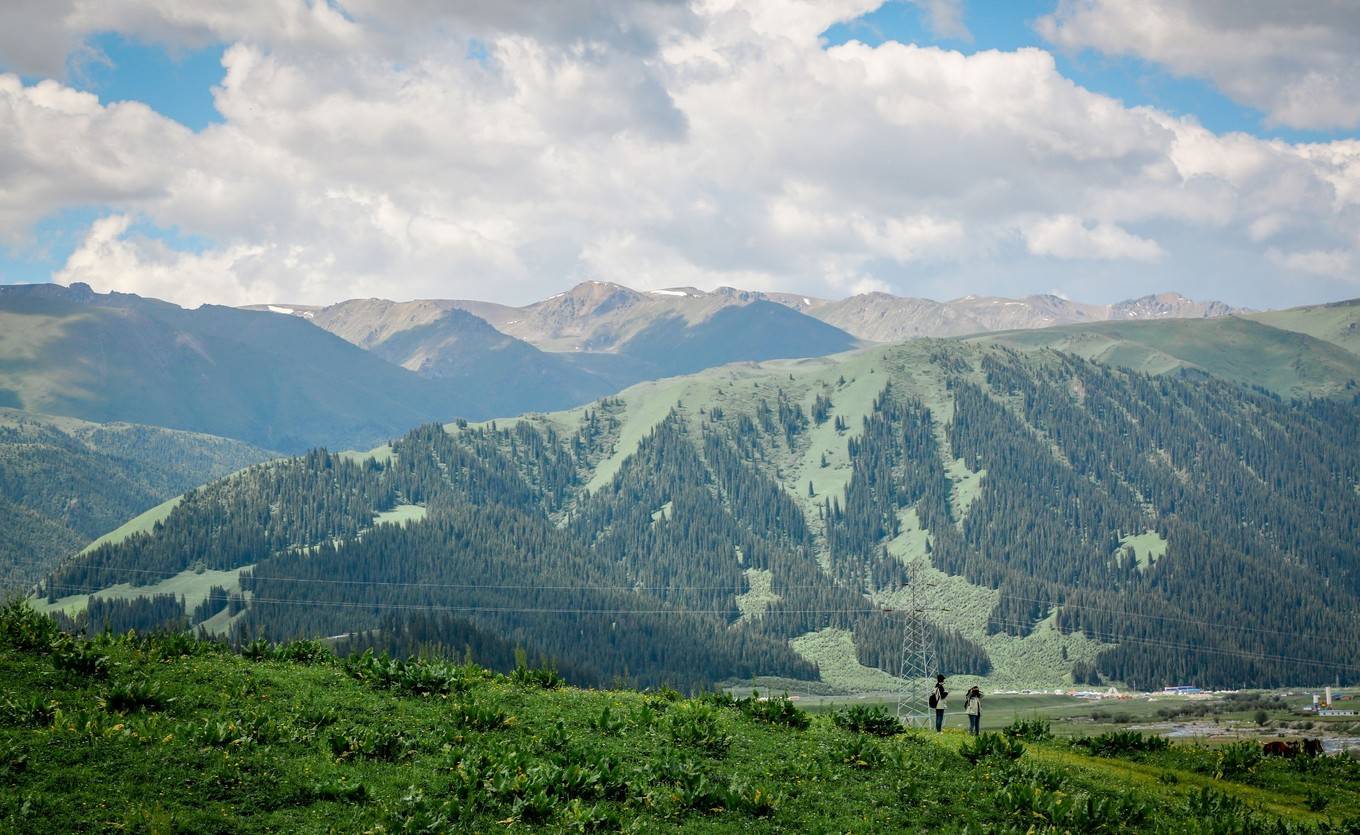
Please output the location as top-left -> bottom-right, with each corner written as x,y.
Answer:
1037,0 -> 1360,131
1023,215 -> 1164,262
1,0 -> 1358,309
1266,247 -> 1354,281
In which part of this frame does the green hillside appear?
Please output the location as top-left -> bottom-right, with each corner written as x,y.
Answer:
0,409 -> 273,592
970,316 -> 1360,398
44,342 -> 1360,692
0,284 -> 458,452
1247,298 -> 1360,356
3,604 -> 1358,833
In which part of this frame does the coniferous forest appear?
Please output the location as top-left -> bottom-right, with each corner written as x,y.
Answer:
41,343 -> 1360,691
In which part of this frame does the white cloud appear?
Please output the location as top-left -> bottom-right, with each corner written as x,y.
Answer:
1266,247 -> 1354,281
1037,0 -> 1360,131
0,1 -> 1358,309
1023,215 -> 1164,262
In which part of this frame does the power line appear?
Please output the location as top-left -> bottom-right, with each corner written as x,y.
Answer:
22,564 -> 1351,644
30,581 -> 1360,674
980,614 -> 1360,674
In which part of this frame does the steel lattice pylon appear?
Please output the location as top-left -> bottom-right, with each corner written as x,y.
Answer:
894,560 -> 938,729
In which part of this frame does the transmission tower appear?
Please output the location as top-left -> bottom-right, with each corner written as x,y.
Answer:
894,560 -> 938,728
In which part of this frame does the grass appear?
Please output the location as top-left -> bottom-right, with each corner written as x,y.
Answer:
2,602 -> 1357,833
33,564 -> 253,622
76,496 -> 182,556
733,569 -> 778,622
372,504 -> 426,527
972,317 -> 1360,399
337,444 -> 395,465
1247,299 -> 1360,357
1120,530 -> 1169,571
789,628 -> 903,693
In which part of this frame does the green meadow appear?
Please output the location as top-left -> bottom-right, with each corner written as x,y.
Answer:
3,602 -> 1358,834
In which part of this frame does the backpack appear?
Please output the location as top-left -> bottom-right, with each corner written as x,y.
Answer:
928,693 -> 937,708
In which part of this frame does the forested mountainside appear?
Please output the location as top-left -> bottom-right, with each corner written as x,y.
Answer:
0,409 -> 273,591
42,342 -> 1360,691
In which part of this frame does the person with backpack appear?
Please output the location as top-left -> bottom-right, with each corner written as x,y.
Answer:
964,686 -> 983,736
929,674 -> 948,732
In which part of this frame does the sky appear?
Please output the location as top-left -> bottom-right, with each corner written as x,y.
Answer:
0,1 -> 1358,310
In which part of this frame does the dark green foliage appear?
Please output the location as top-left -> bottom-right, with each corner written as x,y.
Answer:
0,599 -> 59,651
329,727 -> 415,761
511,658 -> 565,690
49,635 -> 109,677
737,694 -> 811,730
100,677 -> 166,713
1,695 -> 56,728
449,697 -> 513,732
665,702 -> 731,755
994,780 -> 1152,833
1070,730 -> 1170,758
1212,741 -> 1264,781
587,704 -> 626,736
341,649 -> 480,696
1002,717 -> 1053,742
959,733 -> 1025,764
81,594 -> 187,637
831,734 -> 885,769
812,393 -> 833,425
832,704 -> 903,737
271,639 -> 332,665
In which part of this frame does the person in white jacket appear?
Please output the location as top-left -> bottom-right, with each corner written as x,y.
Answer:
931,674 -> 948,732
964,686 -> 983,736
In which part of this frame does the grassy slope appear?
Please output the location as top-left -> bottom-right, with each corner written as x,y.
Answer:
1246,299 -> 1360,356
1,614 -> 1355,833
31,563 -> 251,619
971,316 -> 1360,398
75,497 -> 182,556
0,296 -> 447,453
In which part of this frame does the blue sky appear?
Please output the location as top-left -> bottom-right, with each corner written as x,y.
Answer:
822,1 -> 1346,145
0,33 -> 223,284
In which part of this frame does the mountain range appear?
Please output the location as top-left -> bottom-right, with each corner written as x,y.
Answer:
7,277 -> 1360,691
3,281 -> 1262,462
250,283 -> 1243,366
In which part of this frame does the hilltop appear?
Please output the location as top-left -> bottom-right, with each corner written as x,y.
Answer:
804,290 -> 1240,343
969,315 -> 1360,399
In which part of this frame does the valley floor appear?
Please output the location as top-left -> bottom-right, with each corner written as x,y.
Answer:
2,602 -> 1358,833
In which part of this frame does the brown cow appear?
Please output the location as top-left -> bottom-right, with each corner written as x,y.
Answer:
1262,740 -> 1297,758
1302,738 -> 1324,757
